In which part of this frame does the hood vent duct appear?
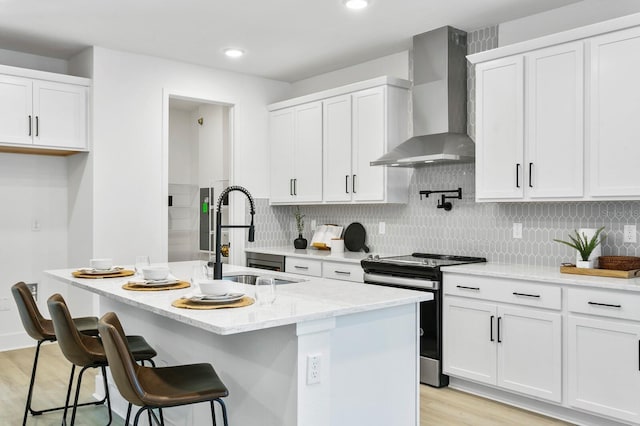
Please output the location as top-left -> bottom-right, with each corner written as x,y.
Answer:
371,26 -> 475,167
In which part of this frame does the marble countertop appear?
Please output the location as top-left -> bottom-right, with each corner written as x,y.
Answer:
245,246 -> 375,264
46,262 -> 430,336
441,262 -> 640,292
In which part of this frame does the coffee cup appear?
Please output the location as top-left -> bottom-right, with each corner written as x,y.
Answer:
90,258 -> 113,270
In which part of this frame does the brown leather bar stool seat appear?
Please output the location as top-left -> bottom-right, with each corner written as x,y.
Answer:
99,311 -> 230,426
47,294 -> 158,426
11,282 -> 101,426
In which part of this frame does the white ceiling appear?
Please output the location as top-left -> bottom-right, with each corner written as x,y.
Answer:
0,0 -> 581,82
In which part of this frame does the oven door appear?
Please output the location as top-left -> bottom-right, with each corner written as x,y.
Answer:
363,273 -> 448,387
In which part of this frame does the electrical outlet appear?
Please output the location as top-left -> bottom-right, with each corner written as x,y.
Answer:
0,298 -> 9,311
306,354 -> 321,385
32,220 -> 41,232
624,225 -> 637,243
26,282 -> 38,301
513,223 -> 523,239
311,220 -> 317,231
379,222 -> 386,234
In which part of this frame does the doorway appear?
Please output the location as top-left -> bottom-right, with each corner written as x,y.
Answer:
167,97 -> 231,263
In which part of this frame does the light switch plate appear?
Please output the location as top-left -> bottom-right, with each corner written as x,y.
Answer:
513,223 -> 523,239
379,222 -> 386,234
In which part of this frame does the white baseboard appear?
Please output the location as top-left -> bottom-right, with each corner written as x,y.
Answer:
0,331 -> 36,352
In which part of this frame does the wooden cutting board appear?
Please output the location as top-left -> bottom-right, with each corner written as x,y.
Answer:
560,266 -> 640,279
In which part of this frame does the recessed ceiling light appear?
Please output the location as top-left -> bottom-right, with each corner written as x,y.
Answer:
224,48 -> 244,58
344,0 -> 369,10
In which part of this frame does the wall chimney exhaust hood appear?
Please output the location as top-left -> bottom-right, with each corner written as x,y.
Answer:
371,26 -> 475,167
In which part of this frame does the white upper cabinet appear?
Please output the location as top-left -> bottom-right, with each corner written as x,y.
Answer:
0,66 -> 89,154
526,42 -> 584,199
269,102 -> 323,204
475,56 -> 524,200
588,26 -> 640,198
471,16 -> 640,201
323,95 -> 352,202
34,81 -> 87,150
0,75 -> 33,145
475,43 -> 584,201
270,77 -> 410,205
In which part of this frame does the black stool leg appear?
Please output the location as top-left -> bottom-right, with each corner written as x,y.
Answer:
22,340 -> 44,425
100,365 -> 113,426
133,406 -> 148,426
125,403 -> 132,425
217,398 -> 228,426
62,364 -> 77,425
210,400 -> 217,426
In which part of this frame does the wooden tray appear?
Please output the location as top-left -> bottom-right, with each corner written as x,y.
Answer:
123,281 -> 190,291
560,266 -> 640,279
171,296 -> 254,310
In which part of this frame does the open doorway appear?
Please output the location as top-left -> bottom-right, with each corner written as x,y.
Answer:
167,97 -> 231,263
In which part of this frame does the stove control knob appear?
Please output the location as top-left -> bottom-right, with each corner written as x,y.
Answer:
373,255 -> 380,261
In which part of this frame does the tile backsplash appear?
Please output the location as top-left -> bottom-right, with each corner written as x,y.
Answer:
250,163 -> 640,267
248,26 -> 639,266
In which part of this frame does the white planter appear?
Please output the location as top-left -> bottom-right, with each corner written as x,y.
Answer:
575,228 -> 603,267
576,259 -> 595,269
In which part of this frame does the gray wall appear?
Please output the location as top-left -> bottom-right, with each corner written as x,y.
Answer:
248,26 -> 640,267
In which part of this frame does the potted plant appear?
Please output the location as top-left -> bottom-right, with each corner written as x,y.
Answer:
554,226 -> 605,268
293,206 -> 307,249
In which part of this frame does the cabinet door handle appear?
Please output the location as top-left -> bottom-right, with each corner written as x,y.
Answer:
290,179 -> 293,196
516,163 -> 521,188
490,315 -> 495,342
588,301 -> 621,308
352,174 -> 356,193
497,316 -> 502,343
513,292 -> 540,298
35,116 -> 39,137
28,115 -> 32,136
528,163 -> 533,188
294,265 -> 308,270
345,175 -> 350,194
638,340 -> 640,371
334,270 -> 351,275
293,178 -> 297,195
456,285 -> 480,291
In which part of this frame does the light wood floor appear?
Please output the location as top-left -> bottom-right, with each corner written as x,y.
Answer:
1,344 -> 572,425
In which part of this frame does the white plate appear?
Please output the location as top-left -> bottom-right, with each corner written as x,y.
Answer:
77,267 -> 123,275
130,279 -> 180,287
186,292 -> 245,304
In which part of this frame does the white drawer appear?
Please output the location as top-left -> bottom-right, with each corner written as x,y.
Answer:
444,273 -> 561,310
322,261 -> 363,283
568,287 -> 640,322
285,257 -> 322,277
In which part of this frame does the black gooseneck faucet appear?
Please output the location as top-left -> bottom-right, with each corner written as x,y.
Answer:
211,185 -> 255,280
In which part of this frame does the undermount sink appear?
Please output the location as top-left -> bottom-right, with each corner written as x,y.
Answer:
222,274 -> 305,285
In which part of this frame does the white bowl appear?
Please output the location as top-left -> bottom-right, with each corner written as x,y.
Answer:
90,258 -> 113,270
142,266 -> 170,280
198,279 -> 231,296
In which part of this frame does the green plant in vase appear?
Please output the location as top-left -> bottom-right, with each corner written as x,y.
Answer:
553,226 -> 605,268
293,206 -> 307,249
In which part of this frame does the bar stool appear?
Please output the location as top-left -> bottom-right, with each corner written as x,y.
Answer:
99,311 -> 230,426
11,282 -> 102,426
47,294 -> 158,426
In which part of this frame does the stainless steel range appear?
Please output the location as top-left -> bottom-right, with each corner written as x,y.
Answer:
361,253 -> 486,387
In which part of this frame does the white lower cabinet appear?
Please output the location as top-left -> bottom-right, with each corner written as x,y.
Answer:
567,287 -> 640,423
284,257 -> 322,277
444,297 -> 562,402
443,274 -> 562,403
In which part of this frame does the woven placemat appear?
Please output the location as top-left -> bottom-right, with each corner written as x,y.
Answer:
171,296 -> 255,310
72,269 -> 135,279
123,281 -> 191,291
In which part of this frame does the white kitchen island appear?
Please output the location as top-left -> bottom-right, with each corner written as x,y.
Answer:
45,261 -> 430,426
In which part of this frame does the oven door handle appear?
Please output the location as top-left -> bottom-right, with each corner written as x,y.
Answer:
363,273 -> 439,290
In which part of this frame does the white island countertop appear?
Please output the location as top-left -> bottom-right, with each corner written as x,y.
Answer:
441,262 -> 640,292
45,261 -> 430,336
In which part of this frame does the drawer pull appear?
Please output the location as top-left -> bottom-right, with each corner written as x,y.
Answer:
588,301 -> 621,308
497,316 -> 502,343
334,270 -> 351,275
490,315 -> 495,342
513,292 -> 540,298
294,265 -> 309,270
456,285 -> 480,291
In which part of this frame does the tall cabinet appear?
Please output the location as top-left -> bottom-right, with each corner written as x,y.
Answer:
269,77 -> 410,205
